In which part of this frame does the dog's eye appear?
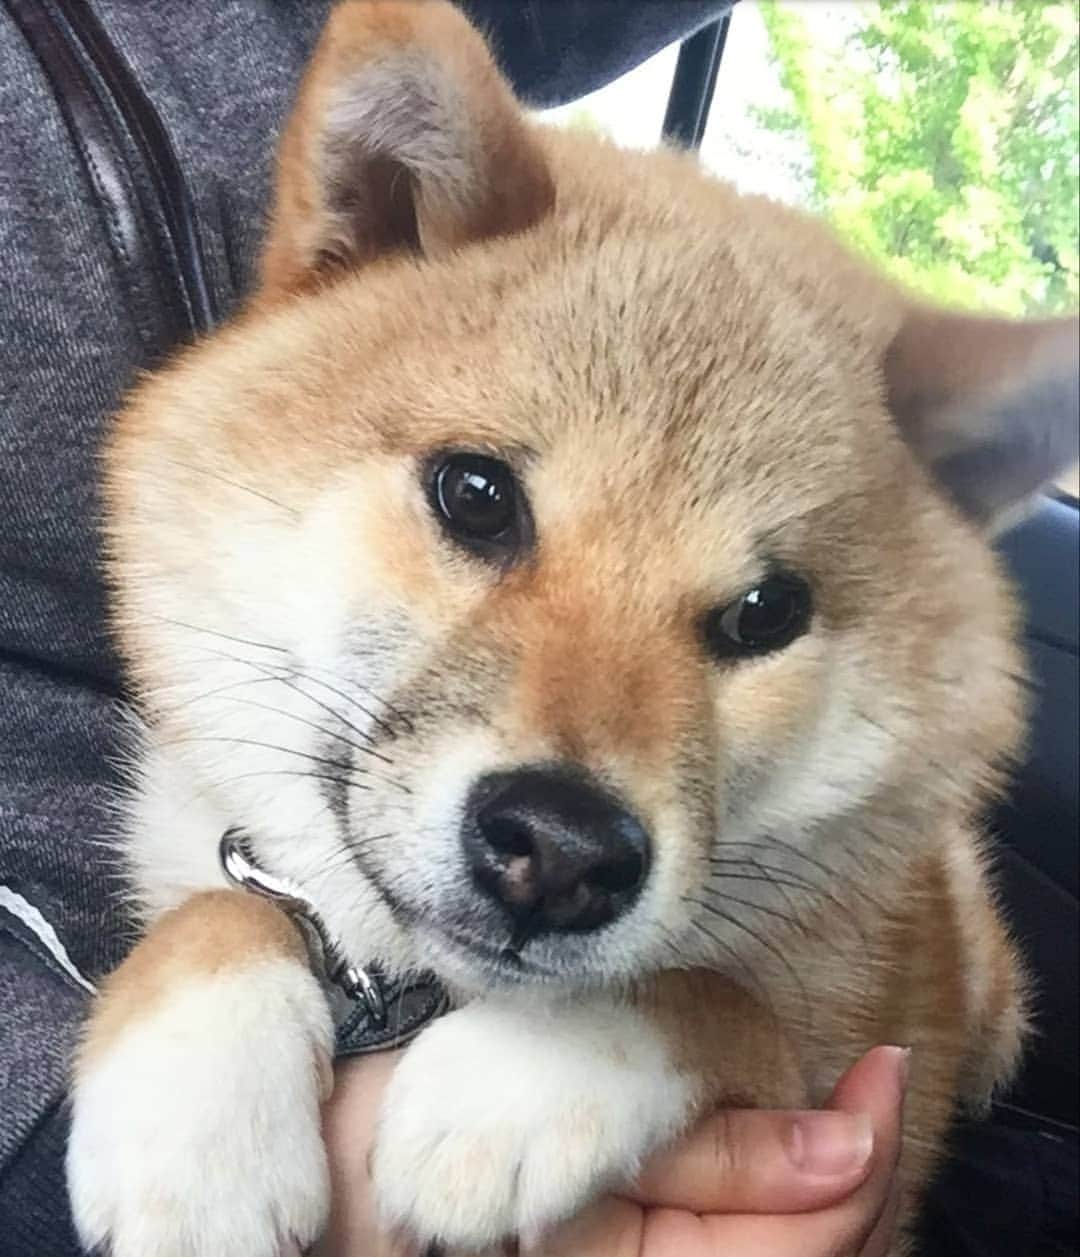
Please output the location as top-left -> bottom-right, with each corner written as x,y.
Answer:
430,453 -> 521,554
704,573 -> 812,659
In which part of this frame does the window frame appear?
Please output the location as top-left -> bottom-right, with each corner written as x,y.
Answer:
662,14 -> 731,149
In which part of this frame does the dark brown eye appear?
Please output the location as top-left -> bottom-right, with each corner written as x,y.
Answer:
430,453 -> 521,555
704,573 -> 812,659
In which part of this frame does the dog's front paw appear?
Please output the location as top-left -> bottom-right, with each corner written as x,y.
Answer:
67,959 -> 333,1257
372,998 -> 695,1250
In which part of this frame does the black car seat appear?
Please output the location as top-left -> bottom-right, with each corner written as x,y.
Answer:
994,495 -> 1079,1134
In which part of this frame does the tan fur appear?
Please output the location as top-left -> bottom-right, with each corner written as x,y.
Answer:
84,4 -> 1078,1253
80,891 -> 306,1065
259,0 -> 554,300
887,309 -> 1076,423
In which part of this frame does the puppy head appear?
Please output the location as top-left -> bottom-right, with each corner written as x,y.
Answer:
107,1 -> 1078,993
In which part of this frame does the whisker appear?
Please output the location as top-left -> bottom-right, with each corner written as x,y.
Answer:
259,668 -> 399,759
705,867 -> 812,931
850,703 -> 969,797
218,647 -> 406,744
682,916 -> 774,1014
219,695 -> 396,767
202,767 -> 373,793
654,922 -> 688,967
156,617 -> 288,656
163,457 -> 300,518
288,665 -> 411,739
707,858 -> 822,897
151,616 -> 415,740
693,887 -> 801,928
344,830 -> 397,858
715,836 -> 888,916
160,732 -> 410,795
681,892 -> 808,1012
706,855 -> 867,937
183,647 -> 397,758
157,672 -> 285,717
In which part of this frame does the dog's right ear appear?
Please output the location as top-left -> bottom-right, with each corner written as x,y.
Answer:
258,0 -> 554,302
885,308 -> 1078,530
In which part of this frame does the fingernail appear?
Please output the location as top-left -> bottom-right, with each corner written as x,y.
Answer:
898,1046 -> 912,1094
788,1112 -> 874,1176
881,1044 -> 912,1098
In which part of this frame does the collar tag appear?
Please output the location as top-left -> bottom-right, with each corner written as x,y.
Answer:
219,830 -> 449,1055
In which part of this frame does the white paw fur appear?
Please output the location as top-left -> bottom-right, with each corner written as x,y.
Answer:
67,959 -> 333,1257
373,997 -> 696,1249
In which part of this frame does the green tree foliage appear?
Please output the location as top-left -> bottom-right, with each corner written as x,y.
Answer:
757,0 -> 1079,314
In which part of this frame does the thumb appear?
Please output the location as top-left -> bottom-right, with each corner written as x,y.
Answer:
623,1044 -> 911,1217
624,1099 -> 876,1216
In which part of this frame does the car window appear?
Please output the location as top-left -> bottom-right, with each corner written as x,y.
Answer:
539,39 -> 679,149
541,1 -> 1080,497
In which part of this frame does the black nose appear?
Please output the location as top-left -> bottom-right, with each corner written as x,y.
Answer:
462,768 -> 650,935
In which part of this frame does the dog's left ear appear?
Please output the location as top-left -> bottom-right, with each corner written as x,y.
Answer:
885,307 -> 1078,529
259,0 -> 554,301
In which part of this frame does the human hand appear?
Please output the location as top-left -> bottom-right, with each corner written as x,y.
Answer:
313,1044 -> 907,1257
530,1044 -> 907,1257
313,1050 -> 404,1257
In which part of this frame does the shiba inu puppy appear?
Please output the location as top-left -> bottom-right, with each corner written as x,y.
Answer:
65,3 -> 1079,1255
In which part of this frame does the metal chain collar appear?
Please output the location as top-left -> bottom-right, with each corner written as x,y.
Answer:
219,830 -> 449,1055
